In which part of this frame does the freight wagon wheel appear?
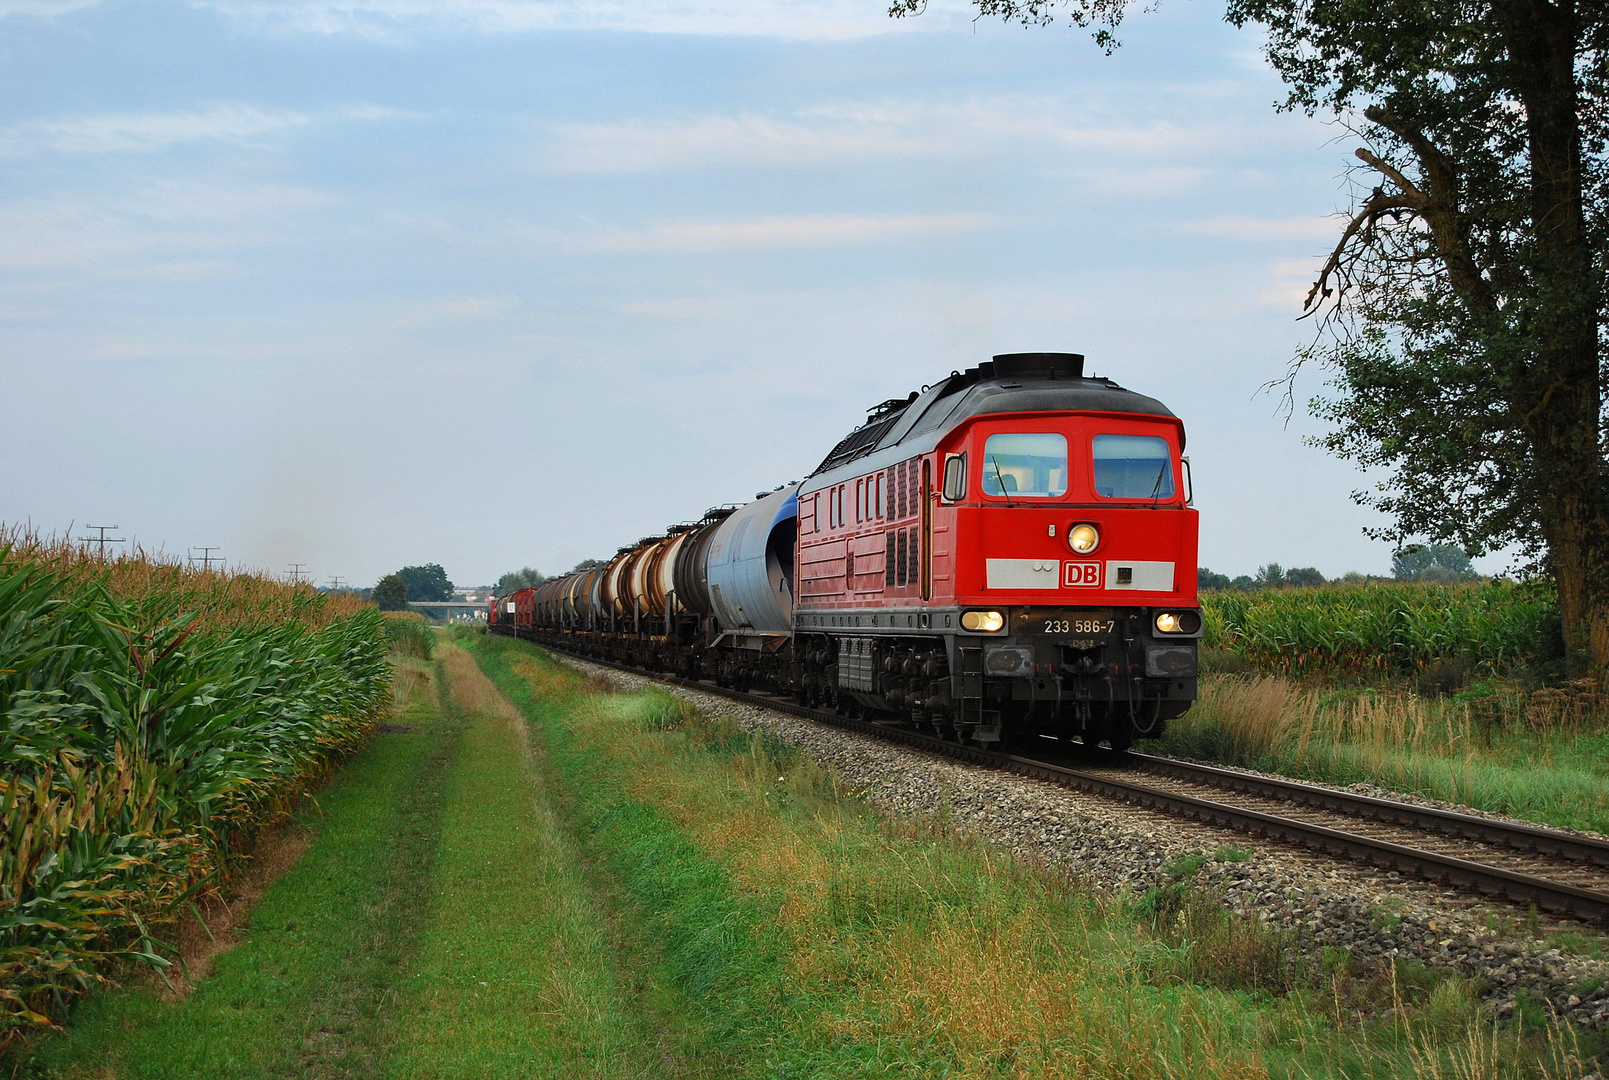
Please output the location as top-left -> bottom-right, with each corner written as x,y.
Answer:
1106,721 -> 1134,754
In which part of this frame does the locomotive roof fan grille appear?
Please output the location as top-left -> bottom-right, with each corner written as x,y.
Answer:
989,352 -> 1085,380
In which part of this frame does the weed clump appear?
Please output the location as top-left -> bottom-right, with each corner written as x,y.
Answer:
384,611 -> 435,658
1134,862 -> 1301,996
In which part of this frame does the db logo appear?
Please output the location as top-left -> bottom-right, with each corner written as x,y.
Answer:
1064,562 -> 1101,588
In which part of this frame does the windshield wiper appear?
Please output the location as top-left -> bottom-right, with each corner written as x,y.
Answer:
1149,460 -> 1170,507
988,455 -> 1014,507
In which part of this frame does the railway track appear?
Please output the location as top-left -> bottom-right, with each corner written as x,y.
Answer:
543,643 -> 1609,924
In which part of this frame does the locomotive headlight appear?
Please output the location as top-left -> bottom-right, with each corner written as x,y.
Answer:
1154,611 -> 1203,635
962,610 -> 1006,632
1067,523 -> 1100,554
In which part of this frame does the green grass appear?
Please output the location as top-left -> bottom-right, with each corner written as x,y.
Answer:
13,643 -> 696,1080
382,611 -> 435,659
14,634 -> 1599,1079
467,633 -> 1599,1080
380,643 -> 661,1079
1161,675 -> 1609,835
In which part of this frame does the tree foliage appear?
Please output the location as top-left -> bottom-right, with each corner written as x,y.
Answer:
1393,543 -> 1479,582
396,563 -> 453,603
373,573 -> 408,611
496,567 -> 548,593
1200,565 -> 1328,590
911,0 -> 1609,670
1236,0 -> 1609,670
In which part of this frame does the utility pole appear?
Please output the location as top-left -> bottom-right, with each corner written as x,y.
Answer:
78,524 -> 125,560
189,547 -> 222,572
328,576 -> 347,592
287,563 -> 308,585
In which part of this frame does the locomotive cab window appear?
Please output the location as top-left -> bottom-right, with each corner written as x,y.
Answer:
942,453 -> 966,502
1093,434 -> 1175,499
980,433 -> 1067,498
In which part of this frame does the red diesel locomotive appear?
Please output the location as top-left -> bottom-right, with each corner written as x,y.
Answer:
490,352 -> 1201,749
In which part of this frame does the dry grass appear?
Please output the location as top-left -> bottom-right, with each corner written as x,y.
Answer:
1164,675 -> 1609,833
467,637 -> 1598,1080
391,659 -> 433,711
555,689 -> 1274,1080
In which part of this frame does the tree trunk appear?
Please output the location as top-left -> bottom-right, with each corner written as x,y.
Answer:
1495,0 -> 1609,677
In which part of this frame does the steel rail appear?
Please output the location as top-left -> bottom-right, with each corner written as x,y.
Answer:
531,639 -> 1609,924
1129,753 -> 1609,868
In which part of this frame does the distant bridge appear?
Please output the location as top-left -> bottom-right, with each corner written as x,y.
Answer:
407,601 -> 487,621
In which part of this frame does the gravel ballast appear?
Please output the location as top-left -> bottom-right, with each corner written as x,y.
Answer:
561,657 -> 1609,1030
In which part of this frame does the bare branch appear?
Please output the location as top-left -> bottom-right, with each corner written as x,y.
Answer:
1302,192 -> 1422,316
1355,147 -> 1425,201
1361,106 -> 1497,314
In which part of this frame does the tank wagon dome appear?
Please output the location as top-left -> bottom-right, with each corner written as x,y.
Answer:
809,352 -> 1180,481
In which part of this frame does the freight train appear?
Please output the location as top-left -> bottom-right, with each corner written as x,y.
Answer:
489,352 -> 1201,749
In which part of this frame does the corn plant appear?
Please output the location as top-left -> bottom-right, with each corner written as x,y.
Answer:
0,540 -> 390,1045
1203,581 -> 1559,675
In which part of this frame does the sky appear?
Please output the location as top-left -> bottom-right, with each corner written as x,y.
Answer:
0,0 -> 1472,588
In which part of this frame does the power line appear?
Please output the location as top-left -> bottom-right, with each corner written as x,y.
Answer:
78,524 -> 125,560
189,547 -> 222,572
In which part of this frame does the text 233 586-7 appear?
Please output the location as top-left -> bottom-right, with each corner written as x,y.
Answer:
1029,613 -> 1116,636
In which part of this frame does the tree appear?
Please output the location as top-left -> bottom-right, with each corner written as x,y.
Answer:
496,567 -> 548,593
1234,0 -> 1609,674
568,558 -> 606,574
1284,566 -> 1327,588
374,574 -> 408,611
897,0 -> 1609,674
1393,544 -> 1478,582
1255,563 -> 1286,589
1198,567 -> 1234,591
397,564 -> 453,603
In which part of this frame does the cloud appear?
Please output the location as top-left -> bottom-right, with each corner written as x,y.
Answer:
0,0 -> 100,13
399,297 -> 512,323
0,103 -> 403,157
544,114 -> 929,173
1181,215 -> 1343,241
1258,256 -> 1321,307
182,0 -> 927,41
543,98 -> 1220,174
0,182 -> 335,271
618,296 -> 734,319
584,212 -> 998,253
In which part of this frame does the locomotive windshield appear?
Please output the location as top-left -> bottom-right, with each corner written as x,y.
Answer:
980,433 -> 1067,497
1093,434 -> 1175,498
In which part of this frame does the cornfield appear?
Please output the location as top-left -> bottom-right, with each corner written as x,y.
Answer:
0,535 -> 390,1045
1202,581 -> 1559,675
